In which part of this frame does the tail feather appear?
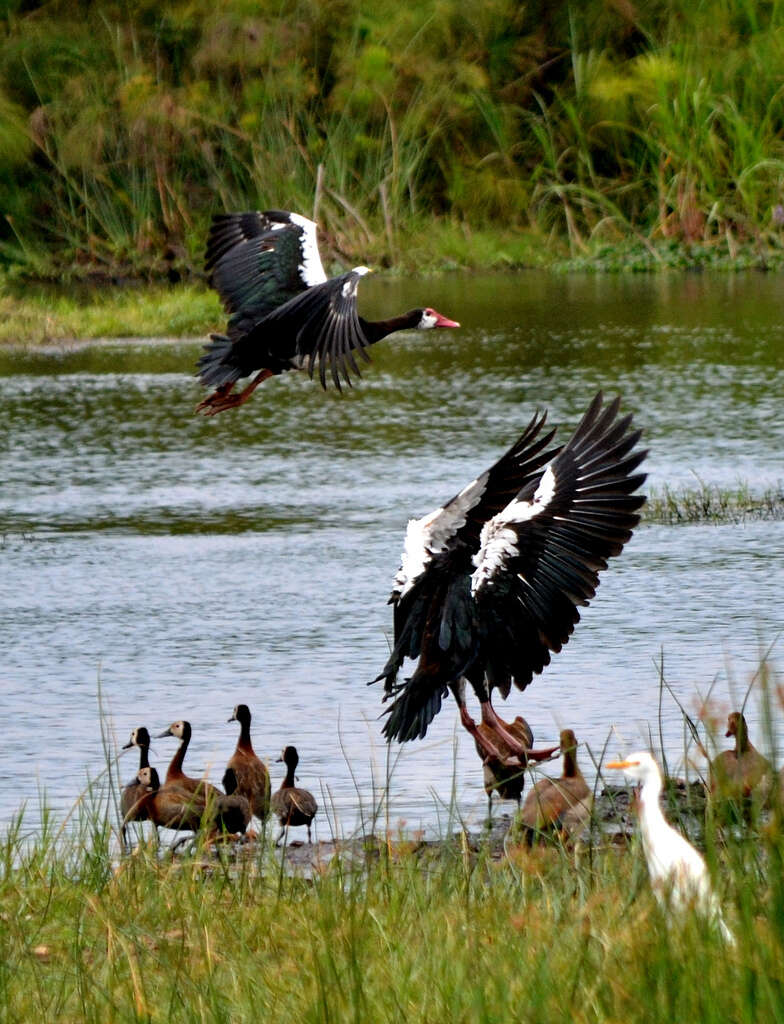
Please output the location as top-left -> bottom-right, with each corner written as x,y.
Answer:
197,333 -> 244,388
382,678 -> 448,742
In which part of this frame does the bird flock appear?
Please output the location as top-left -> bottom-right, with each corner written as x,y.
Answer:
113,205 -> 773,945
120,706 -> 317,849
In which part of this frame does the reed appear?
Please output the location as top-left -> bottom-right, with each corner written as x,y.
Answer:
4,1 -> 784,278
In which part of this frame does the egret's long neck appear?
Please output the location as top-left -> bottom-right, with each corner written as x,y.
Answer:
636,773 -> 666,847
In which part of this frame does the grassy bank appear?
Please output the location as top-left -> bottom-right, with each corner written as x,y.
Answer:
3,1 -> 784,279
2,789 -> 784,1022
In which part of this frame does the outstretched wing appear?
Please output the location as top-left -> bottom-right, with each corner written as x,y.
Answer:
231,267 -> 373,391
374,410 -> 560,696
205,210 -> 327,318
471,391 -> 647,695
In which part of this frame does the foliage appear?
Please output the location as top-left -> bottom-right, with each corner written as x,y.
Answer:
2,1 -> 784,276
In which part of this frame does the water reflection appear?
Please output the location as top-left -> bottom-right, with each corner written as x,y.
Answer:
0,272 -> 782,837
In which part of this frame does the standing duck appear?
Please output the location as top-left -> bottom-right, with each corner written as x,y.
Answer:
223,704 -> 271,825
518,729 -> 593,844
374,391 -> 647,762
606,751 -> 734,943
157,720 -> 224,802
196,210 -> 459,414
474,714 -> 559,820
270,746 -> 318,845
709,711 -> 772,803
119,727 -> 154,847
127,767 -> 250,841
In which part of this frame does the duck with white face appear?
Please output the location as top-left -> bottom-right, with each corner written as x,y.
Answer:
119,726 -> 155,849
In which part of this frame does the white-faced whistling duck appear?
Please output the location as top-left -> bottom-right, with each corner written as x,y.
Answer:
709,711 -> 772,803
196,209 -> 459,414
606,751 -> 734,944
374,391 -> 647,762
518,729 -> 592,844
157,720 -> 224,802
127,767 -> 250,845
475,714 -> 559,821
270,746 -> 318,845
120,726 -> 155,847
224,704 -> 271,826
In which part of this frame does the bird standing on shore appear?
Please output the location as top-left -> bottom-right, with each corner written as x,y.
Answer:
709,711 -> 772,802
518,729 -> 593,844
270,746 -> 318,845
374,391 -> 647,763
196,210 -> 459,414
475,714 -> 559,820
223,704 -> 271,827
606,751 -> 734,944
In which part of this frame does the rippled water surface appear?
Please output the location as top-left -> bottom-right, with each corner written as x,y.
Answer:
1,272 -> 782,839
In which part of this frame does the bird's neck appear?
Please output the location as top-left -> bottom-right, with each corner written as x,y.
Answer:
636,777 -> 666,839
563,750 -> 580,778
138,745 -> 150,771
283,761 -> 297,788
734,730 -> 750,754
238,720 -> 254,754
167,735 -> 190,781
359,311 -> 419,344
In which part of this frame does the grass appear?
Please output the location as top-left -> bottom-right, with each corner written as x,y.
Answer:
3,664 -> 784,1023
645,481 -> 784,525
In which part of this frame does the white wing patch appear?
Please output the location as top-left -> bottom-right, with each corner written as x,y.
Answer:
470,463 -> 557,595
392,468 -> 491,599
290,212 -> 328,287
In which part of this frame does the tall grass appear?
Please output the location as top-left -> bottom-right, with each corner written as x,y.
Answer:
2,674 -> 784,1022
3,1 -> 784,277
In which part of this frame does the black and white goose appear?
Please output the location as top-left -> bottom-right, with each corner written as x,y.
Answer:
196,210 -> 460,414
374,391 -> 647,763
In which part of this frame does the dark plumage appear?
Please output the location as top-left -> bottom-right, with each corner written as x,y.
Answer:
224,704 -> 271,824
196,210 -> 459,414
518,729 -> 593,844
120,727 -> 154,848
374,392 -> 647,761
270,746 -> 318,845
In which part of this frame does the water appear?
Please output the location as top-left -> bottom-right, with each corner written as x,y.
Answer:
1,271 -> 782,840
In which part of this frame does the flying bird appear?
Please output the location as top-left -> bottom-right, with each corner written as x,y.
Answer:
196,210 -> 459,414
606,751 -> 734,943
374,391 -> 647,763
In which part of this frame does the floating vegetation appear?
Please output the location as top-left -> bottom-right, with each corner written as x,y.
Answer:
645,482 -> 784,525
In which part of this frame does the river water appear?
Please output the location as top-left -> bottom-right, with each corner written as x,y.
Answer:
1,271 -> 782,841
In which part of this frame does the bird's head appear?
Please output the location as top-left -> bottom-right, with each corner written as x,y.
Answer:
725,711 -> 745,739
414,308 -> 460,330
228,704 -> 251,725
123,726 -> 150,750
137,766 -> 160,791
158,720 -> 189,740
606,750 -> 661,785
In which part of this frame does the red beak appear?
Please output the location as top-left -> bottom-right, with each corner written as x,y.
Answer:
432,311 -> 460,328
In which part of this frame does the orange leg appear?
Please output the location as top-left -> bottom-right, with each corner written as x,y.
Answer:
195,369 -> 274,416
479,701 -> 560,764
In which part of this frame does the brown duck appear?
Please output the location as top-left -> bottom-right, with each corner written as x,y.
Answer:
120,726 -> 155,847
518,729 -> 593,844
223,704 -> 271,825
157,720 -> 224,801
709,711 -> 772,801
270,746 -> 318,845
125,767 -> 250,840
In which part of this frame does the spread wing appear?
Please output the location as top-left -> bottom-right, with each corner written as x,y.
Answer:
205,210 -> 327,319
231,267 -> 373,390
374,410 -> 560,694
471,391 -> 647,695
